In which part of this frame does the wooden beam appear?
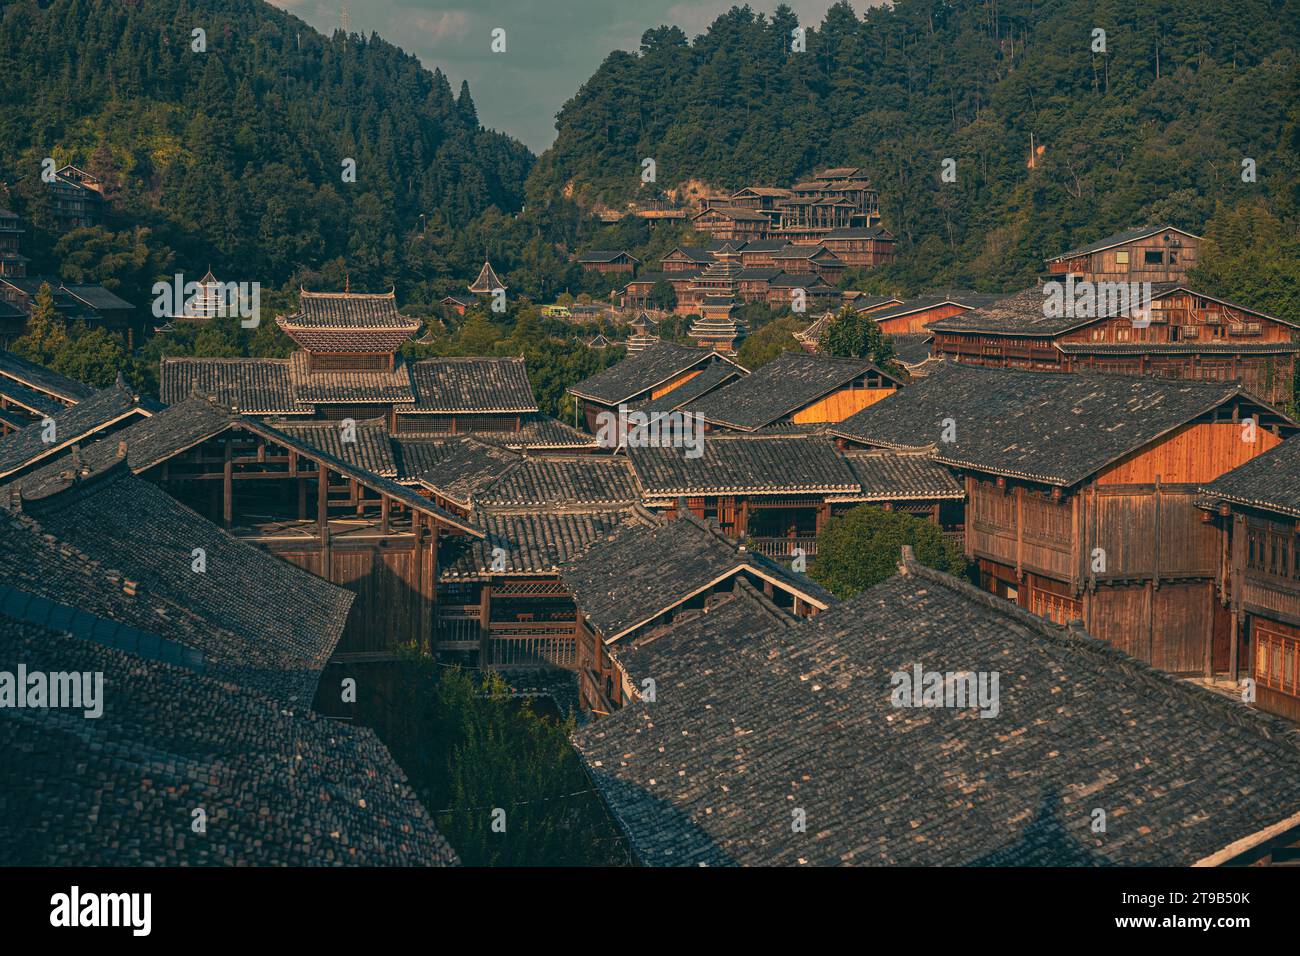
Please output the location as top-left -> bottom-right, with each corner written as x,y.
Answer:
222,440 -> 233,528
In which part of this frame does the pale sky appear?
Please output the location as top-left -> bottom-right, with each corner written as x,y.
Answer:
272,0 -> 880,152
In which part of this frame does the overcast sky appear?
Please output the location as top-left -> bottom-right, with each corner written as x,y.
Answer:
272,1 -> 877,153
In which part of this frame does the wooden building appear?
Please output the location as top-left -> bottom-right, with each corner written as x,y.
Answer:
683,350 -> 901,433
690,205 -> 771,241
0,276 -> 139,346
865,293 -> 999,336
660,247 -> 715,272
770,244 -> 847,283
1044,225 -> 1201,284
1,395 -> 485,662
1198,437 -> 1300,720
629,435 -> 962,559
577,250 -> 640,274
567,340 -> 745,434
0,348 -> 93,434
817,226 -> 896,268
0,209 -> 28,278
574,551 -> 1300,866
559,511 -> 834,713
929,284 -> 1300,405
47,165 -> 104,231
832,362 -> 1297,676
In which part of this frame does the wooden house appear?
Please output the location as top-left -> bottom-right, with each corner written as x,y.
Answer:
577,250 -> 639,274
0,209 -> 28,278
628,435 -> 962,559
617,270 -> 699,312
559,511 -> 834,713
0,349 -> 93,434
574,551 -> 1300,866
865,293 -> 999,336
831,362 -> 1297,676
736,239 -> 788,269
0,376 -> 155,482
763,272 -> 840,310
1044,225 -> 1201,284
1,395 -> 485,662
0,276 -> 139,346
817,226 -> 896,268
683,350 -> 901,433
47,165 -> 104,231
770,244 -> 847,283
690,205 -> 771,241
660,247 -> 715,272
567,341 -> 746,435
929,284 -> 1300,405
1198,437 -> 1300,720
439,293 -> 476,316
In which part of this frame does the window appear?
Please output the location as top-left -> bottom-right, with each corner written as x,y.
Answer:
1115,250 -> 1129,265
1144,250 -> 1164,265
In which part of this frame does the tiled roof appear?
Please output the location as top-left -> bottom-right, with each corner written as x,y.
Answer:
568,341 -> 734,405
403,357 -> 539,414
629,436 -> 858,497
0,615 -> 457,866
559,512 -> 833,642
1047,225 -> 1199,262
0,349 -> 93,403
888,333 -> 932,366
476,456 -> 642,510
831,362 -> 1266,487
271,418 -> 398,478
0,468 -> 353,704
287,351 -> 417,405
440,509 -> 650,578
578,250 -> 639,263
280,290 -> 415,328
0,378 -> 153,478
406,435 -> 522,507
574,555 -> 1300,866
1199,435 -> 1300,519
634,362 -> 744,414
0,377 -> 64,417
833,450 -> 964,501
160,357 -> 307,414
58,284 -> 135,312
686,351 -> 891,431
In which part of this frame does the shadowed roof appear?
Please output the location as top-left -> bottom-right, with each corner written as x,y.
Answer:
575,555 -> 1300,866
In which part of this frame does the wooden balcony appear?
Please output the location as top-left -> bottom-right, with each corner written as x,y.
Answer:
746,535 -> 818,558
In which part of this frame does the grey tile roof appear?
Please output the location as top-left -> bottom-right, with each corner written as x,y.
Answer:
0,349 -> 94,403
287,351 -> 417,404
0,615 -> 457,866
569,341 -> 733,405
888,333 -> 932,366
559,512 -> 833,642
160,357 -> 306,414
0,470 -> 353,704
404,357 -> 539,413
405,435 -> 523,507
833,450 -> 964,501
0,379 -> 152,478
634,363 -> 745,414
574,556 -> 1300,866
1199,435 -> 1300,519
440,508 -> 650,578
59,283 -> 135,312
686,351 -> 893,431
832,362 -> 1263,487
281,289 -> 417,328
272,417 -> 398,478
630,435 -> 858,497
476,456 -> 642,510
473,416 -> 599,450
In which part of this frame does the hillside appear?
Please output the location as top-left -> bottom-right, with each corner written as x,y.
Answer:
529,0 -> 1300,292
0,0 -> 534,297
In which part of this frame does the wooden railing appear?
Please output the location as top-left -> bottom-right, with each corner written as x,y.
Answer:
746,536 -> 818,558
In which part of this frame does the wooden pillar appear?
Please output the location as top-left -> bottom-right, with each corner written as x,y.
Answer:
380,494 -> 390,534
1014,485 -> 1024,580
222,440 -> 233,529
478,580 -> 492,668
317,462 -> 331,581
1203,579 -> 1216,678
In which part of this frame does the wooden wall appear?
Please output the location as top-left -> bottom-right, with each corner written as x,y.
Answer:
652,367 -> 703,401
791,386 -> 894,424
1098,421 -> 1282,485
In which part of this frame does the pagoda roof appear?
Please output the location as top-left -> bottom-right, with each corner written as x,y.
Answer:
469,260 -> 506,294
275,289 -> 420,353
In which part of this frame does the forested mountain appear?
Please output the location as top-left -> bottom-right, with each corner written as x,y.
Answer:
0,0 -> 533,298
531,0 -> 1300,292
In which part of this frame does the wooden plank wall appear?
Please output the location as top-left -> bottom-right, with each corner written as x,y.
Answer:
791,386 -> 894,424
1099,422 -> 1282,485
